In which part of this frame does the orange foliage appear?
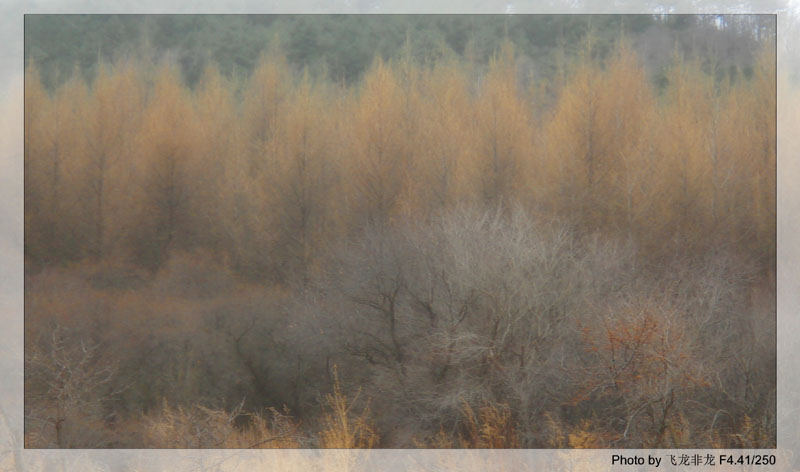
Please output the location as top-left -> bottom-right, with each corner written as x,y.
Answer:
25,40 -> 775,270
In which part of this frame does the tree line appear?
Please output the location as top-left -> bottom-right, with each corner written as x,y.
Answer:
25,37 -> 775,277
26,14 -> 772,90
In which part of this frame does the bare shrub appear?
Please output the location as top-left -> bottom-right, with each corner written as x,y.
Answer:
303,204 -> 634,446
25,325 -> 123,447
298,202 -> 769,447
573,297 -> 709,447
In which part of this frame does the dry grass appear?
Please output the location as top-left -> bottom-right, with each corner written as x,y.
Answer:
318,368 -> 378,448
458,401 -> 519,448
143,400 -> 301,448
420,401 -> 519,449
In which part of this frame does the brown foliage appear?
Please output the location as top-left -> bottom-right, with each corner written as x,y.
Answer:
574,297 -> 709,447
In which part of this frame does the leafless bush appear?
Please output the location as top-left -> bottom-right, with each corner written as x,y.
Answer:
297,203 -> 771,447
25,325 -> 124,447
300,205 -> 632,445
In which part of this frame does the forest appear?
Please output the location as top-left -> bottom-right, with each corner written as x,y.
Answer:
24,15 -> 775,448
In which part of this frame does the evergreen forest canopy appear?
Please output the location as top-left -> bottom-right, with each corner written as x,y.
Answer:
24,15 -> 776,449
26,14 -> 773,89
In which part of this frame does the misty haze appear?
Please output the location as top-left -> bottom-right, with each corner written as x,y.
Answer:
24,14 -> 775,448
